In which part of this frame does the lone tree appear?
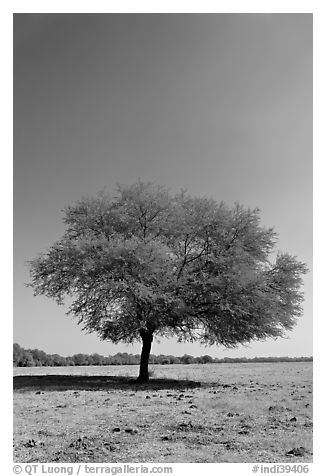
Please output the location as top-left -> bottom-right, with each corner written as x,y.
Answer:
28,181 -> 307,382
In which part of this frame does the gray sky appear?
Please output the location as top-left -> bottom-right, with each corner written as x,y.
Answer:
13,13 -> 312,358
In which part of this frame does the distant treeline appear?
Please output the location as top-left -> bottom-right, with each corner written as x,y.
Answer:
13,343 -> 312,368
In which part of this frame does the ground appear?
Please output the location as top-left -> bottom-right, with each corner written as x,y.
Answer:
13,362 -> 313,463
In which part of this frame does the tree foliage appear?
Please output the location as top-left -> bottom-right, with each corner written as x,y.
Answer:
28,181 -> 307,380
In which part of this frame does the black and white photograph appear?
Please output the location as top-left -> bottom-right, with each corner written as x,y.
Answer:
13,12 -> 312,465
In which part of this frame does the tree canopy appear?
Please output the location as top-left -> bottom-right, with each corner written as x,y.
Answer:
28,181 -> 307,381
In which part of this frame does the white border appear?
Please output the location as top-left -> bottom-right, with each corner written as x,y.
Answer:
4,2 -> 323,473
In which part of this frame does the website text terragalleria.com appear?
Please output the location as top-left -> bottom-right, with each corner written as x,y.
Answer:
14,464 -> 173,475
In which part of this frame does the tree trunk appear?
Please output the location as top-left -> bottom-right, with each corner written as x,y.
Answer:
137,331 -> 153,383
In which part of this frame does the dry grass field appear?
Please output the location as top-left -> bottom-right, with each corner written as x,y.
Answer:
13,362 -> 312,463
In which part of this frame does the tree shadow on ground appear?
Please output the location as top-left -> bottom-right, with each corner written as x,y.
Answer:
13,375 -> 201,392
